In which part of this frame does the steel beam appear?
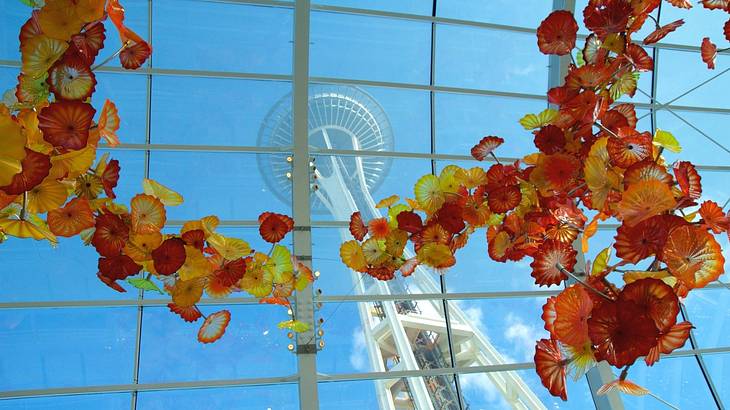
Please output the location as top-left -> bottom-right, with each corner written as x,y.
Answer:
290,1 -> 319,409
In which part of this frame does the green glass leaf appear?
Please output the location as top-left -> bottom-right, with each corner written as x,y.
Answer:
278,320 -> 311,333
592,247 -> 611,277
20,0 -> 45,7
294,272 -> 311,291
609,71 -> 638,101
126,277 -> 164,294
486,212 -> 505,226
519,109 -> 558,130
387,203 -> 410,228
653,129 -> 682,153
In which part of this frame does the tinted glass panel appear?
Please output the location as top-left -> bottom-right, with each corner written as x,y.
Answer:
310,12 -> 431,84
153,1 -> 293,74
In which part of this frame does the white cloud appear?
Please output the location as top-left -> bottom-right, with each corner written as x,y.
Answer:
460,373 -> 510,410
508,64 -> 539,78
503,313 -> 542,362
462,306 -> 485,332
349,326 -> 368,371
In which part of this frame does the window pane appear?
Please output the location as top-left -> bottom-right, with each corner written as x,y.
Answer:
319,376 -> 462,409
657,49 -> 730,110
703,353 -> 730,406
138,304 -> 296,383
304,83 -> 431,154
0,67 -> 17,94
0,308 -> 136,391
0,0 -> 29,61
151,77 -> 292,147
435,25 -> 549,94
317,300 -> 455,374
310,12 -> 431,84
136,385 -> 299,410
152,1 -> 293,74
0,236 -> 136,302
148,152 -> 291,221
655,110 -> 730,167
659,4 -> 729,46
99,149 -> 146,207
313,0 -> 432,15
461,369 -> 594,409
619,356 -> 716,409
447,298 -> 550,366
93,73 -> 148,145
684,288 -> 730,349
0,394 -> 130,410
438,0 -> 551,29
435,93 -> 546,157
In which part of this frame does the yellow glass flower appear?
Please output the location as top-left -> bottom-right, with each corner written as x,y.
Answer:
74,173 -> 104,199
171,277 -> 205,308
26,178 -> 68,213
0,110 -> 27,187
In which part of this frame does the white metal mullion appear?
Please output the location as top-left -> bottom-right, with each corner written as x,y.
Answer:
310,4 -> 536,34
291,1 -> 318,410
311,75 -> 547,100
5,280 -> 730,309
4,346 -> 728,400
0,376 -> 299,399
130,3 -> 154,409
99,144 -> 730,171
203,0 -> 293,7
429,0 -> 467,405
105,143 -> 292,154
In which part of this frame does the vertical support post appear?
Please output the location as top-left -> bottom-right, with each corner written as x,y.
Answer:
130,3 -> 154,409
550,1 -> 623,409
291,1 -> 318,410
429,1 -> 466,408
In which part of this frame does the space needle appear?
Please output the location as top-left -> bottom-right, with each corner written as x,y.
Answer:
258,85 -> 546,410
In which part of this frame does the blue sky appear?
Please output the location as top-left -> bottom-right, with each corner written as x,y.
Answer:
2,0 -> 730,409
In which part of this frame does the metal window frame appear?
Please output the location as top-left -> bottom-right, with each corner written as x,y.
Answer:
3,0 -> 730,408
2,346 -> 729,400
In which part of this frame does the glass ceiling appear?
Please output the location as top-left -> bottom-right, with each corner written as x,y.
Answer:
1,0 -> 730,409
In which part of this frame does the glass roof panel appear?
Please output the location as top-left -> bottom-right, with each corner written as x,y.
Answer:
2,1 -> 729,408
313,0 -> 433,15
704,353 -> 730,406
136,385 -> 299,410
0,394 -> 131,410
152,1 -> 293,74
0,308 -> 136,391
151,77 -> 293,147
148,152 -> 291,221
92,73 -> 149,145
435,25 -> 549,94
437,0 -> 552,28
138,304 -> 295,383
619,356 -> 717,409
434,93 -> 546,157
657,49 -> 730,110
310,12 -> 431,84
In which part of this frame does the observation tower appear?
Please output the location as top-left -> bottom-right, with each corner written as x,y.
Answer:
258,85 -> 545,410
